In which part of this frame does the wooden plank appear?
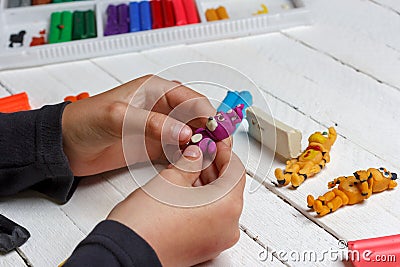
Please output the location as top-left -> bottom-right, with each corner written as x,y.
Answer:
42,61 -> 121,96
285,0 -> 400,89
0,68 -> 74,108
60,174 -> 124,234
0,192 -> 85,266
91,52 -> 162,83
197,230 -> 284,267
240,176 -> 341,266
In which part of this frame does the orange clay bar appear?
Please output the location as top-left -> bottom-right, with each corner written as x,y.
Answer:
216,6 -> 229,19
205,8 -> 219,21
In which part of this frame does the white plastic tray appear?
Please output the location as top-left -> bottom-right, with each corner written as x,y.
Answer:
0,0 -> 311,70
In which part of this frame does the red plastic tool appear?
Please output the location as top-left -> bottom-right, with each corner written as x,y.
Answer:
0,92 -> 31,113
182,0 -> 199,24
348,234 -> 400,266
172,0 -> 187,26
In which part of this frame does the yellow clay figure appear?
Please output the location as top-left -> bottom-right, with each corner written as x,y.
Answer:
307,168 -> 397,216
275,127 -> 337,188
253,4 -> 269,15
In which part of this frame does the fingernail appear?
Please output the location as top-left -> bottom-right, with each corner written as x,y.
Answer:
183,145 -> 201,158
172,124 -> 192,141
179,126 -> 192,141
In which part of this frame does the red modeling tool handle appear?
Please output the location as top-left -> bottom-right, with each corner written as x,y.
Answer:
348,234 -> 400,266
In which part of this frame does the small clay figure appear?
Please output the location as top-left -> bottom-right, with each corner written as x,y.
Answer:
190,104 -> 244,155
275,127 -> 337,188
307,167 -> 397,216
9,31 -> 26,48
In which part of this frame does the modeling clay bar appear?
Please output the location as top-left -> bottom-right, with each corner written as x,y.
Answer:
246,106 -> 302,160
161,0 -> 175,27
8,0 -> 31,8
50,10 -> 96,43
205,6 -> 229,21
72,10 -> 97,40
151,0 -> 164,29
348,234 -> 400,267
49,11 -> 73,43
105,0 -> 200,35
32,0 -> 51,5
0,92 -> 31,113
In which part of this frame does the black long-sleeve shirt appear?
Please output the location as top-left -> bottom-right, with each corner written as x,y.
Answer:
0,103 -> 161,266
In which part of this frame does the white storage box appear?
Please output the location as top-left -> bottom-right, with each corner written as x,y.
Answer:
0,0 -> 311,70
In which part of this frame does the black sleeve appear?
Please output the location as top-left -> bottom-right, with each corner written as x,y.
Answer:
63,220 -> 162,267
0,103 -> 77,203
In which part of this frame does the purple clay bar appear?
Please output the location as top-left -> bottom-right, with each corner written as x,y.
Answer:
117,4 -> 130,34
104,5 -> 119,36
104,4 -> 130,36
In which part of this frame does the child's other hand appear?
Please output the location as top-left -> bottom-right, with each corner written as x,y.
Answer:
107,142 -> 246,267
62,75 -> 216,176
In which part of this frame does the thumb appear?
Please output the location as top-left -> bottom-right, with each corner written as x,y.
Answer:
161,145 -> 203,187
124,106 -> 192,144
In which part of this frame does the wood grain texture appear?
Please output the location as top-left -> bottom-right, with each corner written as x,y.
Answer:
187,36 -> 400,169
370,0 -> 400,13
197,230 -> 285,267
0,68 -> 74,108
60,174 -> 124,234
286,0 -> 400,89
0,252 -> 26,267
0,192 -> 85,266
241,177 -> 341,266
41,61 -> 121,96
0,84 -> 9,97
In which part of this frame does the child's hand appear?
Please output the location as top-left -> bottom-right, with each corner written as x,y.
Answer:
107,142 -> 246,267
62,75 -> 216,176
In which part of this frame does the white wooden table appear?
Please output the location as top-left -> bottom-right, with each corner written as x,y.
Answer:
1,0 -> 400,266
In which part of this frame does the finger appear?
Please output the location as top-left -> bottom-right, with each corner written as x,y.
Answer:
164,85 -> 216,128
121,75 -> 216,128
160,145 -> 203,187
124,106 -> 192,144
199,162 -> 219,185
214,142 -> 235,172
213,142 -> 246,193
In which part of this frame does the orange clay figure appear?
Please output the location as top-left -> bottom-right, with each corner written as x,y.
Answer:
307,168 -> 397,216
275,127 -> 337,188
